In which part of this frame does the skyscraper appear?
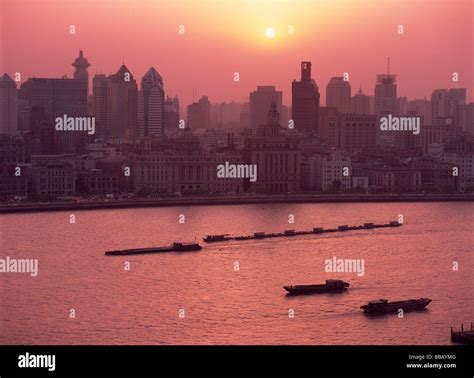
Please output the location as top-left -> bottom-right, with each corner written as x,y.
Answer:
431,88 -> 466,124
351,88 -> 370,114
72,50 -> 91,93
249,86 -> 282,129
107,65 -> 138,140
291,61 -> 320,134
187,96 -> 211,129
0,74 -> 18,135
92,74 -> 108,139
20,52 -> 89,152
326,77 -> 351,113
374,72 -> 398,115
138,67 -> 165,138
164,96 -> 180,132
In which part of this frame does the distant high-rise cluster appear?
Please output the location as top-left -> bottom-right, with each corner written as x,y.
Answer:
187,96 -> 211,130
1,53 -> 473,199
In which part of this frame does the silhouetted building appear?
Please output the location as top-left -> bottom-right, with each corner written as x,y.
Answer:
72,50 -> 91,94
365,165 -> 422,192
292,62 -> 320,134
24,120 -> 57,157
408,98 -> 432,125
319,112 -> 378,153
326,77 -> 351,113
187,96 -> 211,129
431,88 -> 466,125
164,96 -> 180,132
0,73 -> 18,135
20,52 -> 90,152
458,103 -> 474,135
0,135 -> 26,163
77,169 -> 119,195
244,102 -> 301,193
0,164 -> 28,199
131,129 -> 243,194
374,70 -> 398,115
107,65 -> 139,140
30,163 -> 76,197
351,88 -> 370,115
138,67 -> 164,138
92,74 -> 108,139
306,149 -> 351,191
249,86 -> 282,129
240,102 -> 250,128
211,101 -> 242,129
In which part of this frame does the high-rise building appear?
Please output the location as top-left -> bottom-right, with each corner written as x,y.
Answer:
407,98 -> 432,125
138,67 -> 164,138
326,77 -> 351,113
351,88 -> 370,114
20,52 -> 90,152
187,96 -> 211,129
164,96 -> 180,132
107,64 -> 138,140
0,74 -> 18,135
72,50 -> 91,93
92,74 -> 108,139
431,88 -> 466,124
374,68 -> 398,115
240,102 -> 250,129
458,103 -> 474,135
249,86 -> 282,129
292,61 -> 320,134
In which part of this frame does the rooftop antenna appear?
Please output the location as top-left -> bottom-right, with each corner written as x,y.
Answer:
387,57 -> 390,75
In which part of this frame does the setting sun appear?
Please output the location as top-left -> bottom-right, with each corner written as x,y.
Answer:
265,27 -> 276,38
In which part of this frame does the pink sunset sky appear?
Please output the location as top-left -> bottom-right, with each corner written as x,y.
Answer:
1,0 -> 472,106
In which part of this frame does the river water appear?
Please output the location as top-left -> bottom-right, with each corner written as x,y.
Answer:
1,202 -> 472,344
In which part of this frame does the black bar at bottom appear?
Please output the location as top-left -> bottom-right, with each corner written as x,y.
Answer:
1,345 -> 473,377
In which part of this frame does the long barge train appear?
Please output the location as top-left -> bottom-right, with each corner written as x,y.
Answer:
204,220 -> 401,243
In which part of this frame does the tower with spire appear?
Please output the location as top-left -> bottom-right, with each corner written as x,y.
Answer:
72,50 -> 90,81
72,50 -> 91,94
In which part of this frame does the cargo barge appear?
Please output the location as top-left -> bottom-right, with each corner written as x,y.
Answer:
284,280 -> 350,295
204,221 -> 401,243
105,242 -> 202,256
360,298 -> 432,315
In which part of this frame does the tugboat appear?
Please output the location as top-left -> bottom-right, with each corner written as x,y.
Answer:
283,279 -> 350,295
360,298 -> 432,314
105,242 -> 202,256
203,234 -> 232,242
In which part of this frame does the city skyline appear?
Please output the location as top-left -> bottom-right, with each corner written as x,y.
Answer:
1,0 -> 472,106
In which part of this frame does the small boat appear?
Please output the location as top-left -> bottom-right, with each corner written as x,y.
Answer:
360,298 -> 432,314
283,279 -> 350,295
203,234 -> 232,242
105,242 -> 202,256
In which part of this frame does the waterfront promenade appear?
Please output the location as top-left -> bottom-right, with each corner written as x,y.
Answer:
1,193 -> 473,213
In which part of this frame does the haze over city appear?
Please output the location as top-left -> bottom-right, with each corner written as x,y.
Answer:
1,0 -> 472,106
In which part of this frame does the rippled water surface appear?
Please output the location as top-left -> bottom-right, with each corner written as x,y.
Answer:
1,202 -> 472,344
